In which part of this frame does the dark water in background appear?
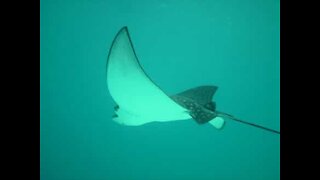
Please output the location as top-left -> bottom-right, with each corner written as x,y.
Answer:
40,0 -> 280,179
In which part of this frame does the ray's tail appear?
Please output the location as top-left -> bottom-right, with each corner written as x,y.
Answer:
216,111 -> 280,134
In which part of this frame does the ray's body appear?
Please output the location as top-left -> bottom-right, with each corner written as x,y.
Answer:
106,26 -> 279,134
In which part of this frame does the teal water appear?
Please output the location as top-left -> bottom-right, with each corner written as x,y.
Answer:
40,0 -> 280,179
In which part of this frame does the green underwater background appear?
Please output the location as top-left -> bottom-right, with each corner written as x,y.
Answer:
40,0 -> 280,179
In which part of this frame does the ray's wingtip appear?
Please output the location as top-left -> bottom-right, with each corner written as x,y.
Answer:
119,26 -> 128,32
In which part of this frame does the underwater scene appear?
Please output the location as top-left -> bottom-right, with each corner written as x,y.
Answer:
40,0 -> 280,179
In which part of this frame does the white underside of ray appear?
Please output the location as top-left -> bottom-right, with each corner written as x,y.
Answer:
107,27 -> 191,126
209,117 -> 225,129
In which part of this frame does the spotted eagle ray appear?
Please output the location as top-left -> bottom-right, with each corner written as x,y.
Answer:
106,26 -> 280,134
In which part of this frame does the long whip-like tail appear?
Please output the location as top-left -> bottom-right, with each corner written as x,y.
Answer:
216,111 -> 280,134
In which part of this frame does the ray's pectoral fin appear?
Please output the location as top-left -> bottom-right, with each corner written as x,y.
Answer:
176,86 -> 218,106
189,111 -> 214,124
172,86 -> 222,127
106,27 -> 191,126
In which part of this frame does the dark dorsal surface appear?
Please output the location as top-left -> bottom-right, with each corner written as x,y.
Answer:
204,101 -> 216,111
171,86 -> 219,124
175,86 -> 218,106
